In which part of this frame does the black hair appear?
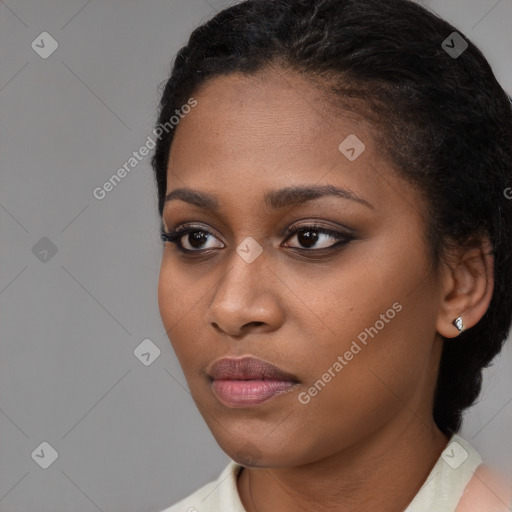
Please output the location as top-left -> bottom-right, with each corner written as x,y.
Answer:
151,0 -> 512,436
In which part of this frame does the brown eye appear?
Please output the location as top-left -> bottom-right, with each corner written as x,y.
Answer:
283,224 -> 352,250
160,225 -> 224,252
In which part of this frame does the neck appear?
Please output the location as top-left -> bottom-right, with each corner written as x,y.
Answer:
237,416 -> 450,512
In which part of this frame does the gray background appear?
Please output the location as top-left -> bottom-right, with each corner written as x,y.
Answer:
0,0 -> 511,511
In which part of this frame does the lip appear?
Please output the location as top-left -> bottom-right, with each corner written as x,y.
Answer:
208,356 -> 299,381
207,356 -> 300,408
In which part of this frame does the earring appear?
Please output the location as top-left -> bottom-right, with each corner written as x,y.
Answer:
453,317 -> 464,333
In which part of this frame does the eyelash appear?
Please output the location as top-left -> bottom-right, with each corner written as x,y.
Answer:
160,222 -> 353,255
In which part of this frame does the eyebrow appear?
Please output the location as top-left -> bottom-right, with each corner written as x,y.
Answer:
164,184 -> 374,211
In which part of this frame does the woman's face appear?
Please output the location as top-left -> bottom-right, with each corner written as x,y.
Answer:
158,69 -> 446,467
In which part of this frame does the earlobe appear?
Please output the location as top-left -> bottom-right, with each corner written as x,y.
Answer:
436,238 -> 494,339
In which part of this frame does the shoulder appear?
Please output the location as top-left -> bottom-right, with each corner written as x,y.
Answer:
456,463 -> 512,512
405,434 -> 510,512
158,460 -> 245,512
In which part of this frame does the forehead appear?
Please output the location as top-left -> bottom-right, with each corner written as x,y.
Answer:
170,69 -> 355,154
164,69 -> 421,219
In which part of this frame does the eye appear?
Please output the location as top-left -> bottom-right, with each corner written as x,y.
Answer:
160,225 -> 224,252
160,222 -> 353,254
282,223 -> 352,250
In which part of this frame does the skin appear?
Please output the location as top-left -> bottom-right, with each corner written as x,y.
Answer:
157,68 -> 494,512
456,464 -> 512,511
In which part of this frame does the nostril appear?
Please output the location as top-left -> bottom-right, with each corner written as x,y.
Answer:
244,321 -> 264,328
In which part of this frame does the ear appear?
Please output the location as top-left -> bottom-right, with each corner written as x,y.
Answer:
436,236 -> 494,338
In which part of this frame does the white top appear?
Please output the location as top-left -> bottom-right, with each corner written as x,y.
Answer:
160,434 -> 512,512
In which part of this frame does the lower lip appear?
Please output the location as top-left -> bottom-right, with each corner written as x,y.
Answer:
211,379 -> 298,407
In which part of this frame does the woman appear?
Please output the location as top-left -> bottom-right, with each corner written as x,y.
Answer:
152,0 -> 512,510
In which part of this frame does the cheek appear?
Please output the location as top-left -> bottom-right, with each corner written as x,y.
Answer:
288,243 -> 438,414
157,261 -> 191,354
157,262 -> 175,327
157,259 -> 210,370
288,310 -> 433,456
158,255 -> 200,323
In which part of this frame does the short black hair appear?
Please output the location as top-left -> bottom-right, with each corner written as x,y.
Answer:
151,0 -> 512,436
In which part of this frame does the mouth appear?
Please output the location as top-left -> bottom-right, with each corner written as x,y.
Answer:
207,356 -> 300,408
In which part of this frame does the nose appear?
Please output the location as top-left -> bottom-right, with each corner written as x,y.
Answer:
205,248 -> 285,337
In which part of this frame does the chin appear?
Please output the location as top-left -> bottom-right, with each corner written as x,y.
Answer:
231,442 -> 267,467
217,434 -> 309,468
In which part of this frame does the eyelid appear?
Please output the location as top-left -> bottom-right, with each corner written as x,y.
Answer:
284,219 -> 355,239
160,223 -> 225,248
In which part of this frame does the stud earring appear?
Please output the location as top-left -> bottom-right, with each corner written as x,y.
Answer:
453,317 -> 464,333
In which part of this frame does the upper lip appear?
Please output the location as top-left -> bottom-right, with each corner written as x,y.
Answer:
207,356 -> 299,382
